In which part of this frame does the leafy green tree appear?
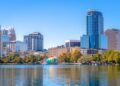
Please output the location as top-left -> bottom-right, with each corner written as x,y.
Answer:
71,49 -> 82,63
2,57 -> 9,63
93,54 -> 102,62
103,50 -> 120,63
24,56 -> 35,63
58,52 -> 71,63
12,57 -> 24,64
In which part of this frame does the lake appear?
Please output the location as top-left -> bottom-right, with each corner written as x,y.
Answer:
0,65 -> 120,86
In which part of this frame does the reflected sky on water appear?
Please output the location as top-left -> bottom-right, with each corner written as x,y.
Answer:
0,65 -> 43,86
0,65 -> 120,86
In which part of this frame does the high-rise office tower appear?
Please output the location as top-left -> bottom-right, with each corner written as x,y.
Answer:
0,26 -> 17,56
2,29 -> 8,36
2,29 -> 9,42
24,32 -> 43,51
81,10 -> 108,49
105,29 -> 120,50
0,26 -> 2,56
87,10 -> 103,49
8,28 -> 16,41
87,10 -> 104,35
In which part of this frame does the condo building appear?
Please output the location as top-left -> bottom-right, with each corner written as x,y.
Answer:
105,29 -> 120,50
8,28 -> 16,41
24,32 -> 43,51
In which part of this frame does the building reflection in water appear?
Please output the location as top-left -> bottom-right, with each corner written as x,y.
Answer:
79,66 -> 100,86
43,65 -> 120,86
0,65 -> 43,86
43,65 -> 81,86
0,65 -> 120,86
107,66 -> 120,86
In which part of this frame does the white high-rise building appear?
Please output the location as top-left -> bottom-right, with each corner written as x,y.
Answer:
24,32 -> 43,51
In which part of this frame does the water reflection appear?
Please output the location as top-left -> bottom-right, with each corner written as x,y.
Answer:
107,66 -> 120,86
0,65 -> 120,86
43,65 -> 120,86
0,65 -> 43,86
43,65 -> 81,86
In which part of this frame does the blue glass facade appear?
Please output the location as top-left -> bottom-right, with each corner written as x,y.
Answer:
87,10 -> 103,49
2,35 -> 9,42
99,34 -> 108,49
80,35 -> 89,48
80,10 -> 108,49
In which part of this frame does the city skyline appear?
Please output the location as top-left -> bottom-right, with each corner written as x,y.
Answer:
0,0 -> 120,49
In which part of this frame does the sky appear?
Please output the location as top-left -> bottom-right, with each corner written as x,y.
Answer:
0,0 -> 120,49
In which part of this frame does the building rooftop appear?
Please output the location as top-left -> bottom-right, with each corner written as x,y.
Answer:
106,28 -> 120,31
87,9 -> 102,16
65,40 -> 80,43
24,32 -> 43,37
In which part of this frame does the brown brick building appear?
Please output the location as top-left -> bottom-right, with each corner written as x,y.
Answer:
105,29 -> 120,50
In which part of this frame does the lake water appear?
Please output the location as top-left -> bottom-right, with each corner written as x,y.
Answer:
0,65 -> 120,86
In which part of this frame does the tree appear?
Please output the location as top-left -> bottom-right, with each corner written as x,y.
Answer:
58,52 -> 71,63
114,51 -> 120,64
93,54 -> 102,62
24,55 -> 36,63
12,57 -> 24,64
103,50 -> 120,63
2,57 -> 9,63
71,49 -> 82,63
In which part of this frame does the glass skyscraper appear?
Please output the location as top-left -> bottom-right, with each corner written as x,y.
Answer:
81,10 -> 108,49
87,10 -> 103,49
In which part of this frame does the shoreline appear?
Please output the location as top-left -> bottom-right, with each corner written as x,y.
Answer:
0,62 -> 120,66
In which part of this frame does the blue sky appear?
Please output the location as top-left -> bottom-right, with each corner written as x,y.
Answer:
0,0 -> 119,49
